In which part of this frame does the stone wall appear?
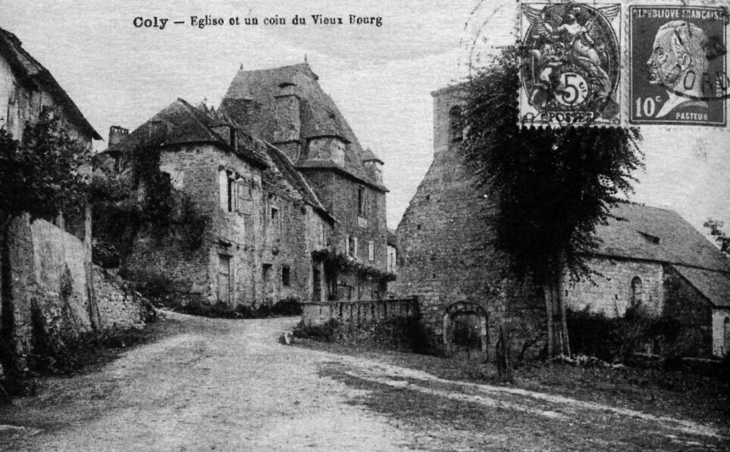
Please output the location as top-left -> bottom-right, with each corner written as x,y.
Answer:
125,142 -> 336,308
126,144 -> 265,307
301,297 -> 419,327
711,308 -> 730,357
94,267 -> 153,330
663,265 -> 713,356
393,87 -> 545,355
1,216 -> 151,361
562,257 -> 664,317
302,169 -> 390,300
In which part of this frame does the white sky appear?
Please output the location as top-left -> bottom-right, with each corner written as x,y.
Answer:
2,0 -> 728,239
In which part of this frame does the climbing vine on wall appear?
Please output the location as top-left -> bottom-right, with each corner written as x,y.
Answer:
91,142 -> 209,267
311,249 -> 396,283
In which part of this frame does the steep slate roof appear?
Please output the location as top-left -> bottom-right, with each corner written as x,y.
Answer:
0,27 -> 101,140
262,141 -> 334,223
107,98 -> 268,168
220,62 -> 386,191
594,203 -> 730,307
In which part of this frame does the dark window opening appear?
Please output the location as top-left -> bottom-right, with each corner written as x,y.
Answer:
282,265 -> 291,287
226,173 -> 234,212
449,106 -> 463,142
358,186 -> 367,216
630,277 -> 643,306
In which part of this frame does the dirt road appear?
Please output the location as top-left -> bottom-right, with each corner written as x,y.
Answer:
0,312 -> 725,451
0,313 -> 411,451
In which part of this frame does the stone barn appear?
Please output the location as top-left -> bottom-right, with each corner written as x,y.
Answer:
561,203 -> 730,357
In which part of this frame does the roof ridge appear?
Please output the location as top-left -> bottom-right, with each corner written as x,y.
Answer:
175,98 -> 226,143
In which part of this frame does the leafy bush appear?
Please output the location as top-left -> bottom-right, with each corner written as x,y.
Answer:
293,316 -> 438,355
293,319 -> 340,343
567,306 -> 701,365
136,273 -> 176,301
368,317 -> 437,355
26,326 -> 150,377
168,298 -> 302,319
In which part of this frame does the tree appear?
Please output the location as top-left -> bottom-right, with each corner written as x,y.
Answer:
704,219 -> 730,258
0,109 -> 90,375
461,50 -> 644,357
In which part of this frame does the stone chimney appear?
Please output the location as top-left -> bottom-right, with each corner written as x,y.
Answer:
273,82 -> 302,162
108,125 -> 129,147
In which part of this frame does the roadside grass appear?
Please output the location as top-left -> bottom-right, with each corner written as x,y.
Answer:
0,312 -> 187,403
297,338 -> 730,435
321,361 -> 726,452
156,297 -> 302,319
29,313 -> 187,378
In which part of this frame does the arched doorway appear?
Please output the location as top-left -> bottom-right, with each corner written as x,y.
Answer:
443,302 -> 488,358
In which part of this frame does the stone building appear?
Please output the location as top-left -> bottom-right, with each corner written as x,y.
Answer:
394,86 -> 545,356
220,62 -> 391,301
561,203 -> 730,357
100,98 -> 334,307
0,27 -> 150,362
0,28 -> 100,144
396,84 -> 730,357
102,62 -> 392,307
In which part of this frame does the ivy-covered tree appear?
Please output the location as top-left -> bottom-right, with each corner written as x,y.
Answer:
0,109 -> 91,375
461,50 -> 644,357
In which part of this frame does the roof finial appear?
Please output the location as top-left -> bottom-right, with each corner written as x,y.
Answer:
304,54 -> 308,63
240,63 -> 243,70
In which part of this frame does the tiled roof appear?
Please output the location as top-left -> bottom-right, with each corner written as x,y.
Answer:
0,27 -> 101,140
672,265 -> 730,307
107,98 -> 268,168
594,203 -> 730,307
220,63 -> 386,191
595,203 -> 730,272
262,141 -> 334,223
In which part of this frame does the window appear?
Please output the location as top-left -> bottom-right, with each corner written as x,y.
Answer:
630,277 -> 643,306
219,169 -> 228,210
227,174 -> 234,212
348,236 -> 357,257
243,213 -> 254,244
217,255 -> 231,304
282,265 -> 291,287
357,186 -> 367,217
219,169 -> 236,212
269,206 -> 280,239
270,206 -> 279,226
368,241 -> 374,261
449,106 -> 463,142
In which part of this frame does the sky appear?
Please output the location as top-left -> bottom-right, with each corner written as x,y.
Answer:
1,0 -> 728,239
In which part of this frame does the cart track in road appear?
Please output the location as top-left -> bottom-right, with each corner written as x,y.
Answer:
0,311 -> 724,451
0,312 -> 411,452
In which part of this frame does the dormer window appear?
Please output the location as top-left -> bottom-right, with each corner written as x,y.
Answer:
212,125 -> 236,149
449,106 -> 463,142
638,231 -> 660,244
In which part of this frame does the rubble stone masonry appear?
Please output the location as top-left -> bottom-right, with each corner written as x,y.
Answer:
394,87 -> 544,353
